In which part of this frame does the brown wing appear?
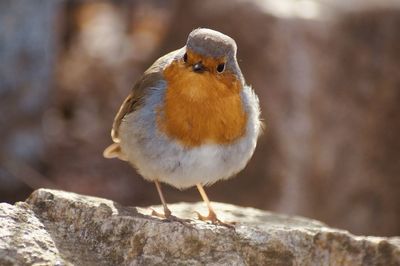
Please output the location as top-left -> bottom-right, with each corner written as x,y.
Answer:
110,70 -> 162,143
103,49 -> 182,159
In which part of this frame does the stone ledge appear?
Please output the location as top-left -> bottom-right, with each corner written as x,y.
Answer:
0,189 -> 399,265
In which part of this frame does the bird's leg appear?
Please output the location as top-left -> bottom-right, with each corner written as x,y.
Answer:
195,184 -> 235,228
151,180 -> 191,225
151,180 -> 171,218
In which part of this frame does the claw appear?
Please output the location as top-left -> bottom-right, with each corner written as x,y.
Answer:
151,208 -> 167,218
150,208 -> 192,227
195,211 -> 236,229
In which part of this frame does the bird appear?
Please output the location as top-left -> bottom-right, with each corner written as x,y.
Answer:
103,28 -> 261,227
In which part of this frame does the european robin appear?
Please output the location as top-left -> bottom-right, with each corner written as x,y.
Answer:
104,28 -> 261,227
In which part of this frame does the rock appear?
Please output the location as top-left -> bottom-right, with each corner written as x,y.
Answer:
0,202 -> 66,265
0,189 -> 399,265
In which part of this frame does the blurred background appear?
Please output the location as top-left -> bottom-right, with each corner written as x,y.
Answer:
1,0 -> 399,237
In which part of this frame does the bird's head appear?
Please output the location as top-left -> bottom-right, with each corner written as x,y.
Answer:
183,28 -> 243,83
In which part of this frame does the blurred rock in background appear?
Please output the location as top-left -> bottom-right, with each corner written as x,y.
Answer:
0,0 -> 60,202
44,0 -> 175,205
0,0 -> 399,236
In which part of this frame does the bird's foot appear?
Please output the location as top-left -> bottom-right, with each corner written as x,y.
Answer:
195,211 -> 236,229
150,208 -> 192,227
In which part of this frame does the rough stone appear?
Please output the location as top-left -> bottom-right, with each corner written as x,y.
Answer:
0,189 -> 399,265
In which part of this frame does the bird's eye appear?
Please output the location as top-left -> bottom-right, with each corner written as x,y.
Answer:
183,53 -> 188,63
216,63 -> 225,73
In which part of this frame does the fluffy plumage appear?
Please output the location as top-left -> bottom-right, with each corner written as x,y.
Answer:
104,28 -> 261,189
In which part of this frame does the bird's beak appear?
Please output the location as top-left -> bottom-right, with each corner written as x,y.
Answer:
192,62 -> 205,73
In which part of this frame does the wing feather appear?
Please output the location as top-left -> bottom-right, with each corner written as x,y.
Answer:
103,49 -> 183,159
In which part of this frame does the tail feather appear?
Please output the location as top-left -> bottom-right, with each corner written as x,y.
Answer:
103,143 -> 127,161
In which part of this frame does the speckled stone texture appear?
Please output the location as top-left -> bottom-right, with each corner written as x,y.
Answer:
1,189 -> 399,265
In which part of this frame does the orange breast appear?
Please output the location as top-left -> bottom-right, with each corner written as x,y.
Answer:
157,59 -> 247,147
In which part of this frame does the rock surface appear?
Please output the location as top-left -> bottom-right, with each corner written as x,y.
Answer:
1,189 -> 399,265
